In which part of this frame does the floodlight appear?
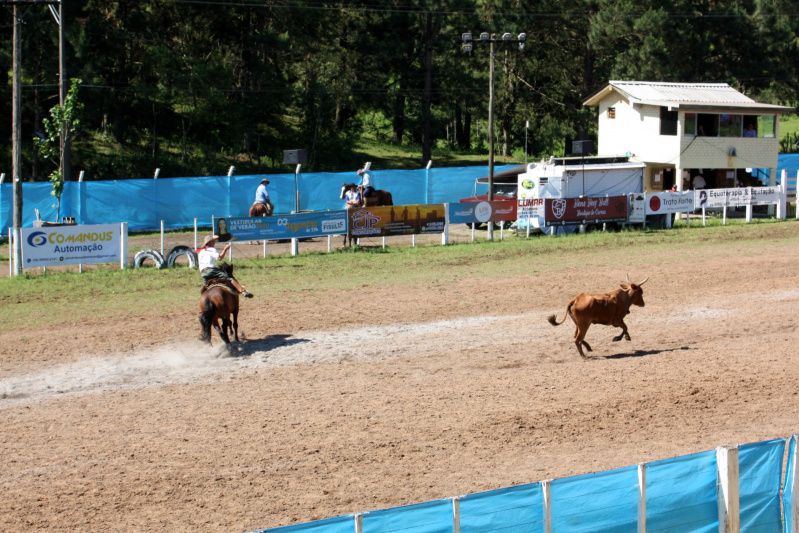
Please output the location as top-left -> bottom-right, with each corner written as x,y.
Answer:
479,32 -> 489,42
502,32 -> 512,41
462,32 -> 472,43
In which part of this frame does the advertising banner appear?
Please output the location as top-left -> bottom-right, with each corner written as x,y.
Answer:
214,211 -> 348,241
21,223 -> 121,268
349,204 -> 445,237
628,193 -> 646,223
646,192 -> 695,214
448,200 -> 517,225
695,186 -> 782,209
516,198 -> 545,230
544,196 -> 628,226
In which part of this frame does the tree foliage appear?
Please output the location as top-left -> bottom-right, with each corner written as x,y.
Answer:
1,1 -> 797,180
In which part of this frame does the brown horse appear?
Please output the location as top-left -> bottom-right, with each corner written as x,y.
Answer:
249,201 -> 273,217
340,183 -> 393,208
199,285 -> 240,352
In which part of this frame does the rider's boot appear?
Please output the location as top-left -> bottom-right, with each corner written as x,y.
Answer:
230,278 -> 254,298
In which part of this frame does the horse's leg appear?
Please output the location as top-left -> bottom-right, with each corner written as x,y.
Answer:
220,318 -> 232,348
232,308 -> 240,344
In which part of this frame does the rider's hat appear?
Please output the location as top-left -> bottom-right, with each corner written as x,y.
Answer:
203,234 -> 219,247
260,178 -> 270,184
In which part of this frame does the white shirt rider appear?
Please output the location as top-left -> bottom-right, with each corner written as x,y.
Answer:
197,245 -> 221,271
254,182 -> 270,204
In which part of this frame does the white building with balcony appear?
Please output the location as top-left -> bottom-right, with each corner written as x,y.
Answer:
582,81 -> 792,191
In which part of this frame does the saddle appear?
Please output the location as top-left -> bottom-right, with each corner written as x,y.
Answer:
200,278 -> 237,295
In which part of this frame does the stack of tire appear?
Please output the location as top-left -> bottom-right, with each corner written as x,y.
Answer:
134,245 -> 198,269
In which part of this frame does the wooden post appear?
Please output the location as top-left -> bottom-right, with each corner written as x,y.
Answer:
193,218 -> 198,251
160,220 -> 165,256
7,227 -> 12,277
263,239 -> 268,258
120,222 -> 128,270
790,435 -> 799,533
452,496 -> 461,533
638,463 -> 647,533
778,170 -> 787,220
327,234 -> 332,253
702,206 -> 707,226
541,480 -> 552,533
412,233 -> 416,247
471,222 -> 475,243
717,446 -> 740,533
382,236 -> 386,250
354,513 -> 363,533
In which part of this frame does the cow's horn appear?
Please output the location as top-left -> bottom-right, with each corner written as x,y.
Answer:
637,277 -> 649,286
625,273 -> 631,283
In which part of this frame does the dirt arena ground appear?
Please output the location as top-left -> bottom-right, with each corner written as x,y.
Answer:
2,225 -> 799,531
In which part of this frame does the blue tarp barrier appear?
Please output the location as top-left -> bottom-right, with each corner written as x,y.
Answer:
738,438 -> 785,532
646,449 -> 718,533
1,165 -> 517,234
362,499 -> 453,533
459,482 -> 543,533
255,514 -> 354,533
550,464 -> 638,532
784,436 -> 796,532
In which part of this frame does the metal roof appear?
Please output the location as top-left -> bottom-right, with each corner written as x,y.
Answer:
583,81 -> 792,112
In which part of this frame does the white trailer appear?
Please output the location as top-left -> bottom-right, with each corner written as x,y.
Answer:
517,156 -> 645,230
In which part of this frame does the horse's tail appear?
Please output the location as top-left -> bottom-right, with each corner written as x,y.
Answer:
548,300 -> 573,327
199,297 -> 216,342
386,191 -> 393,206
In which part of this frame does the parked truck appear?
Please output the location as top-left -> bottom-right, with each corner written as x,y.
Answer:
516,155 -> 645,231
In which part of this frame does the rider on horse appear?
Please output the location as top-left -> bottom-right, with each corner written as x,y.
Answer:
356,167 -> 374,205
251,178 -> 273,216
196,235 -> 253,298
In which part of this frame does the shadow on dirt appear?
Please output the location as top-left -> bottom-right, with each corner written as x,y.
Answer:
602,345 -> 692,360
229,334 -> 310,357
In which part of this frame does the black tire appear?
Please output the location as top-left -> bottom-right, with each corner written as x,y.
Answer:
133,249 -> 166,269
166,245 -> 198,268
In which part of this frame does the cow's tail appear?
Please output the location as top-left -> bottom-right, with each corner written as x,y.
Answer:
548,301 -> 573,326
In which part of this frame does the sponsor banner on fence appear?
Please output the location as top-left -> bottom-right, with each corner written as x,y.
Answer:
21,223 -> 121,267
628,194 -> 646,223
349,204 -> 445,237
448,200 -> 517,225
215,211 -> 348,241
646,192 -> 695,214
544,196 -> 628,226
695,186 -> 782,209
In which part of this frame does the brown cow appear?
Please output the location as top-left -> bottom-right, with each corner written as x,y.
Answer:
548,275 -> 649,358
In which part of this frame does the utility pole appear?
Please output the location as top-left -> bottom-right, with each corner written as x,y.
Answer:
462,32 -> 526,241
5,0 -> 62,274
58,0 -> 70,184
11,3 -> 23,275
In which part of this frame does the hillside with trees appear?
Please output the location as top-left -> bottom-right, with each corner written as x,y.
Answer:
1,0 -> 797,180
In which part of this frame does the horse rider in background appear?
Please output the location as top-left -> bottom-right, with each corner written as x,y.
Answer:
196,234 -> 253,298
356,167 -> 374,205
254,178 -> 273,216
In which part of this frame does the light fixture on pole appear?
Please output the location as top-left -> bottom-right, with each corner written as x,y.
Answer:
462,31 -> 526,240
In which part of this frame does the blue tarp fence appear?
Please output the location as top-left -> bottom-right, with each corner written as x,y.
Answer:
0,164 -> 517,235
2,155 -> 797,235
255,435 -> 799,533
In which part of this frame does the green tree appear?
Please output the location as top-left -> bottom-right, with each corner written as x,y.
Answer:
33,78 -> 83,220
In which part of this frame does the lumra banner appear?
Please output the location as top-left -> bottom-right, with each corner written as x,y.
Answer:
349,204 -> 445,237
21,223 -> 123,268
214,211 -> 348,241
544,196 -> 628,226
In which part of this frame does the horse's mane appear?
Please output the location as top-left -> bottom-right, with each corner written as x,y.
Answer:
219,262 -> 234,276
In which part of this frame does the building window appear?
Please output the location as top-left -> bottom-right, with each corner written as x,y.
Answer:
758,115 -> 776,138
684,113 -> 696,135
607,107 -> 616,119
743,115 -> 758,137
697,114 -> 718,136
660,107 -> 677,135
719,113 -> 742,137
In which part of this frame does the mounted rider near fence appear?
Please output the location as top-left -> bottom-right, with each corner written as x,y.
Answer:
249,178 -> 273,217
